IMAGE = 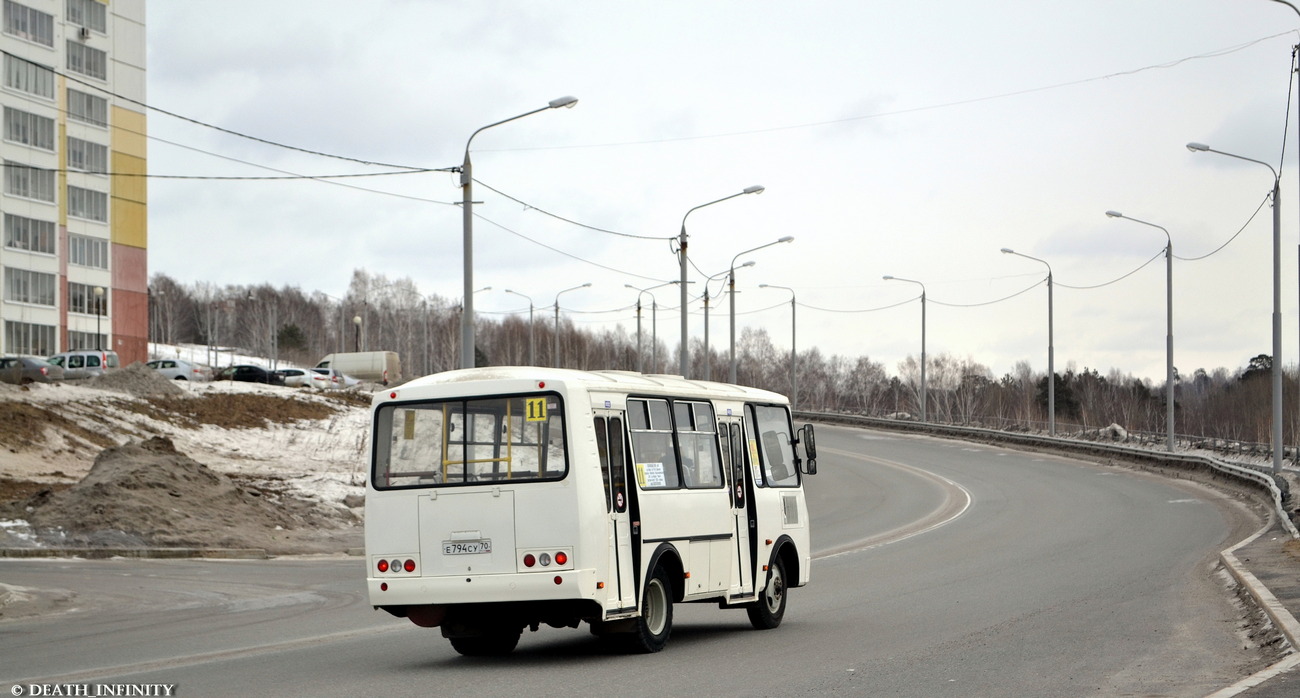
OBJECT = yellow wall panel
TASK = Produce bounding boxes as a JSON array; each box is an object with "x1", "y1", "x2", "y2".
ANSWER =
[
  {"x1": 111, "y1": 106, "x2": 147, "y2": 159},
  {"x1": 112, "y1": 152, "x2": 147, "y2": 205},
  {"x1": 112, "y1": 199, "x2": 147, "y2": 248}
]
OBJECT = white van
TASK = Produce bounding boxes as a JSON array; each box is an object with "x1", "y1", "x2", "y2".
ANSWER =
[
  {"x1": 48, "y1": 350, "x2": 120, "y2": 379},
  {"x1": 315, "y1": 351, "x2": 400, "y2": 385}
]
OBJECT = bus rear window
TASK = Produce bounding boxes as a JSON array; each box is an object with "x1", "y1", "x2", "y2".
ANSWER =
[{"x1": 372, "y1": 393, "x2": 568, "y2": 489}]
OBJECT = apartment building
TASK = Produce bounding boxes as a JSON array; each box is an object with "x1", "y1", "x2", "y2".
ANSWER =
[{"x1": 0, "y1": 0, "x2": 146, "y2": 363}]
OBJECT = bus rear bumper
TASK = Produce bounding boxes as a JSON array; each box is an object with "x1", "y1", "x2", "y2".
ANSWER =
[{"x1": 368, "y1": 567, "x2": 599, "y2": 606}]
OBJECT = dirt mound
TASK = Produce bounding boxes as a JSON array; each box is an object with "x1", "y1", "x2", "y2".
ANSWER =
[
  {"x1": 0, "y1": 436, "x2": 359, "y2": 554},
  {"x1": 88, "y1": 362, "x2": 184, "y2": 397}
]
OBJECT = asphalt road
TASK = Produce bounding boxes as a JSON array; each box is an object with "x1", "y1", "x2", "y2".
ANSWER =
[{"x1": 0, "y1": 425, "x2": 1271, "y2": 696}]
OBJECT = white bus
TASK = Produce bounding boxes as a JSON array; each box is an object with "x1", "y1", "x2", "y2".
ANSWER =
[{"x1": 365, "y1": 367, "x2": 818, "y2": 655}]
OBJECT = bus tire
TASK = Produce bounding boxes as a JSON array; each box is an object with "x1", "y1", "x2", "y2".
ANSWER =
[
  {"x1": 448, "y1": 631, "x2": 521, "y2": 656},
  {"x1": 746, "y1": 556, "x2": 787, "y2": 630},
  {"x1": 628, "y1": 565, "x2": 673, "y2": 653}
]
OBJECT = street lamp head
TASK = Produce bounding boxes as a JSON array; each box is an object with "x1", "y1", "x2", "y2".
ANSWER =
[
  {"x1": 548, "y1": 96, "x2": 579, "y2": 109},
  {"x1": 777, "y1": 236, "x2": 794, "y2": 243},
  {"x1": 743, "y1": 185, "x2": 765, "y2": 195},
  {"x1": 739, "y1": 261, "x2": 756, "y2": 269},
  {"x1": 352, "y1": 316, "x2": 362, "y2": 326},
  {"x1": 882, "y1": 275, "x2": 895, "y2": 281},
  {"x1": 581, "y1": 282, "x2": 592, "y2": 288},
  {"x1": 1186, "y1": 142, "x2": 1210, "y2": 152},
  {"x1": 1000, "y1": 247, "x2": 1014, "y2": 254},
  {"x1": 1105, "y1": 210, "x2": 1123, "y2": 218}
]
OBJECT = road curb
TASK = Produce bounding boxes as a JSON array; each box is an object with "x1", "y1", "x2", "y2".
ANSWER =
[
  {"x1": 1220, "y1": 525, "x2": 1300, "y2": 652},
  {"x1": 0, "y1": 547, "x2": 269, "y2": 559}
]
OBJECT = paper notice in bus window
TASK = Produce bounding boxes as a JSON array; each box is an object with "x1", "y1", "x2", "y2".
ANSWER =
[
  {"x1": 636, "y1": 462, "x2": 667, "y2": 488},
  {"x1": 403, "y1": 410, "x2": 416, "y2": 440},
  {"x1": 748, "y1": 440, "x2": 764, "y2": 485}
]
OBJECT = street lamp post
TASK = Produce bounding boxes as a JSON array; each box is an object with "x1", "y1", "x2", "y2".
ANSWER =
[
  {"x1": 759, "y1": 284, "x2": 797, "y2": 408},
  {"x1": 1001, "y1": 248, "x2": 1055, "y2": 436},
  {"x1": 704, "y1": 263, "x2": 752, "y2": 381},
  {"x1": 1105, "y1": 211, "x2": 1175, "y2": 452},
  {"x1": 553, "y1": 283, "x2": 591, "y2": 368},
  {"x1": 626, "y1": 281, "x2": 677, "y2": 374},
  {"x1": 94, "y1": 286, "x2": 105, "y2": 350},
  {"x1": 883, "y1": 275, "x2": 927, "y2": 422},
  {"x1": 460, "y1": 96, "x2": 578, "y2": 370},
  {"x1": 504, "y1": 289, "x2": 536, "y2": 366},
  {"x1": 1187, "y1": 142, "x2": 1282, "y2": 474},
  {"x1": 678, "y1": 185, "x2": 765, "y2": 377},
  {"x1": 728, "y1": 236, "x2": 794, "y2": 383}
]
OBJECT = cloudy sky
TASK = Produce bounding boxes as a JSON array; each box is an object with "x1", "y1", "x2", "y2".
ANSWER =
[{"x1": 145, "y1": 1, "x2": 1300, "y2": 382}]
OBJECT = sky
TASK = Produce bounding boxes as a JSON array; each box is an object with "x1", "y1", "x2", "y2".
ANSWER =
[{"x1": 144, "y1": 1, "x2": 1300, "y2": 383}]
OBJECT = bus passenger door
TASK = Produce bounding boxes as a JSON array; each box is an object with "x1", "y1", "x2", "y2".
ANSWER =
[
  {"x1": 595, "y1": 413, "x2": 637, "y2": 613},
  {"x1": 719, "y1": 417, "x2": 755, "y2": 598}
]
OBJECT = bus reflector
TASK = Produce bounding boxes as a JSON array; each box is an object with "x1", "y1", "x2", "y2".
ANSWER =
[
  {"x1": 555, "y1": 551, "x2": 568, "y2": 565},
  {"x1": 380, "y1": 582, "x2": 388, "y2": 591},
  {"x1": 404, "y1": 559, "x2": 416, "y2": 573},
  {"x1": 524, "y1": 554, "x2": 536, "y2": 567},
  {"x1": 538, "y1": 381, "x2": 546, "y2": 388},
  {"x1": 597, "y1": 581, "x2": 605, "y2": 589},
  {"x1": 554, "y1": 576, "x2": 562, "y2": 585},
  {"x1": 390, "y1": 392, "x2": 397, "y2": 399},
  {"x1": 377, "y1": 559, "x2": 389, "y2": 573}
]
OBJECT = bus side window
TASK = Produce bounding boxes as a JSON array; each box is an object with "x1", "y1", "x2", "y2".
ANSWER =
[{"x1": 628, "y1": 398, "x2": 680, "y2": 489}]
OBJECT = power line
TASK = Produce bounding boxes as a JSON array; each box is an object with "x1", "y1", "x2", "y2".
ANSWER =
[
  {"x1": 474, "y1": 179, "x2": 674, "y2": 241},
  {"x1": 0, "y1": 161, "x2": 444, "y2": 180},
  {"x1": 488, "y1": 31, "x2": 1298, "y2": 152},
  {"x1": 0, "y1": 48, "x2": 435, "y2": 171}
]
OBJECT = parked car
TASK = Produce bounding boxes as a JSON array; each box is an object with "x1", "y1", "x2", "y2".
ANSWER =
[
  {"x1": 145, "y1": 358, "x2": 212, "y2": 381},
  {"x1": 47, "y1": 350, "x2": 120, "y2": 379},
  {"x1": 311, "y1": 367, "x2": 360, "y2": 388},
  {"x1": 0, "y1": 356, "x2": 65, "y2": 384},
  {"x1": 276, "y1": 367, "x2": 331, "y2": 389},
  {"x1": 215, "y1": 364, "x2": 285, "y2": 386}
]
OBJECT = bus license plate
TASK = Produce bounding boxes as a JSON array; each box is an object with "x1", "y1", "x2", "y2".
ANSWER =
[{"x1": 443, "y1": 540, "x2": 492, "y2": 555}]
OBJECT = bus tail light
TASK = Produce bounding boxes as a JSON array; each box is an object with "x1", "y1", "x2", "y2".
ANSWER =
[
  {"x1": 377, "y1": 559, "x2": 389, "y2": 573},
  {"x1": 524, "y1": 554, "x2": 536, "y2": 568},
  {"x1": 403, "y1": 559, "x2": 416, "y2": 573},
  {"x1": 555, "y1": 551, "x2": 568, "y2": 565}
]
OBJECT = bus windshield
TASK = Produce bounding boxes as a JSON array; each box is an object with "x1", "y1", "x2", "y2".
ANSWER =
[{"x1": 372, "y1": 393, "x2": 568, "y2": 489}]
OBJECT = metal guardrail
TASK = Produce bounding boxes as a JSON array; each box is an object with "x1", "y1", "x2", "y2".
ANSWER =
[{"x1": 797, "y1": 410, "x2": 1299, "y2": 539}]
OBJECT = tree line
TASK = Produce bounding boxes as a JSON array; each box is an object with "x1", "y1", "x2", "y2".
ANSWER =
[{"x1": 149, "y1": 270, "x2": 1296, "y2": 450}]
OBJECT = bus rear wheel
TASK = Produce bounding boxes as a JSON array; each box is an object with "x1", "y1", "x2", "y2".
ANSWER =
[
  {"x1": 628, "y1": 565, "x2": 673, "y2": 653},
  {"x1": 448, "y1": 631, "x2": 521, "y2": 656},
  {"x1": 746, "y1": 556, "x2": 787, "y2": 629}
]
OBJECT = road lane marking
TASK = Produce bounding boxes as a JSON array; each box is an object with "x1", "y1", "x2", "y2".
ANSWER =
[{"x1": 812, "y1": 447, "x2": 972, "y2": 561}]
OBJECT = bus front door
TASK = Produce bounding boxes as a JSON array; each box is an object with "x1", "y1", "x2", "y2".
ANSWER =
[
  {"x1": 595, "y1": 414, "x2": 638, "y2": 613},
  {"x1": 719, "y1": 417, "x2": 756, "y2": 598}
]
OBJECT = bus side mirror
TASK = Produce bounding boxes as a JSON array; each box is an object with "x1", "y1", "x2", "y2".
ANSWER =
[{"x1": 797, "y1": 424, "x2": 817, "y2": 475}]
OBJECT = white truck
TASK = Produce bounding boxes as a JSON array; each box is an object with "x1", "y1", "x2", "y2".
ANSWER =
[{"x1": 315, "y1": 351, "x2": 401, "y2": 385}]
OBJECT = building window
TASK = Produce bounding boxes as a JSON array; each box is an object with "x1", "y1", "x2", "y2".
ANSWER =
[
  {"x1": 5, "y1": 319, "x2": 55, "y2": 355},
  {"x1": 4, "y1": 107, "x2": 54, "y2": 150},
  {"x1": 67, "y1": 281, "x2": 106, "y2": 315},
  {"x1": 4, "y1": 163, "x2": 55, "y2": 201},
  {"x1": 66, "y1": 136, "x2": 107, "y2": 173},
  {"x1": 65, "y1": 0, "x2": 105, "y2": 33},
  {"x1": 4, "y1": 266, "x2": 56, "y2": 306},
  {"x1": 4, "y1": 54, "x2": 54, "y2": 99},
  {"x1": 68, "y1": 233, "x2": 107, "y2": 269},
  {"x1": 67, "y1": 185, "x2": 107, "y2": 221},
  {"x1": 4, "y1": 213, "x2": 55, "y2": 254},
  {"x1": 66, "y1": 40, "x2": 105, "y2": 80},
  {"x1": 67, "y1": 88, "x2": 107, "y2": 126},
  {"x1": 65, "y1": 329, "x2": 103, "y2": 351},
  {"x1": 3, "y1": 0, "x2": 53, "y2": 46}
]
